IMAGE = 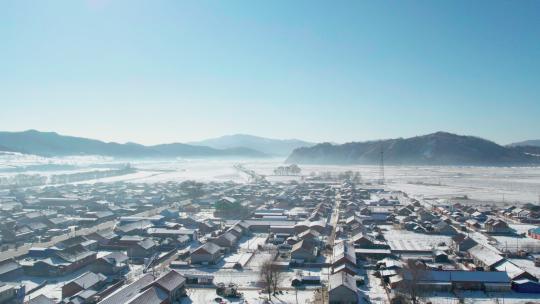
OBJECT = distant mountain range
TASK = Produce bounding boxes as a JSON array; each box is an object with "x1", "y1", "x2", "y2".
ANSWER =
[
  {"x1": 0, "y1": 130, "x2": 268, "y2": 158},
  {"x1": 505, "y1": 140, "x2": 540, "y2": 157},
  {"x1": 507, "y1": 145, "x2": 540, "y2": 157},
  {"x1": 286, "y1": 132, "x2": 540, "y2": 166},
  {"x1": 508, "y1": 140, "x2": 540, "y2": 147},
  {"x1": 189, "y1": 134, "x2": 315, "y2": 156},
  {"x1": 2, "y1": 130, "x2": 539, "y2": 166}
]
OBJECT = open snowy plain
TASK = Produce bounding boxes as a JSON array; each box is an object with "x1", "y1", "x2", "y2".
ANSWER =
[{"x1": 1, "y1": 152, "x2": 539, "y2": 204}]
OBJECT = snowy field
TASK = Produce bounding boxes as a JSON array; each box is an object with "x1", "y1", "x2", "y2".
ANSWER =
[
  {"x1": 2, "y1": 153, "x2": 540, "y2": 203},
  {"x1": 380, "y1": 225, "x2": 452, "y2": 252}
]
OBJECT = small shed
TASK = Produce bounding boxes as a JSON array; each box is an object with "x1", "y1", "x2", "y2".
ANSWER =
[{"x1": 513, "y1": 279, "x2": 540, "y2": 293}]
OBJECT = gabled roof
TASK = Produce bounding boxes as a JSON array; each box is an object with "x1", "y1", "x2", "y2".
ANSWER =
[
  {"x1": 329, "y1": 272, "x2": 357, "y2": 292},
  {"x1": 332, "y1": 241, "x2": 356, "y2": 265},
  {"x1": 72, "y1": 289, "x2": 98, "y2": 301},
  {"x1": 298, "y1": 229, "x2": 320, "y2": 239},
  {"x1": 137, "y1": 238, "x2": 156, "y2": 250},
  {"x1": 102, "y1": 252, "x2": 129, "y2": 265},
  {"x1": 228, "y1": 225, "x2": 243, "y2": 235},
  {"x1": 220, "y1": 197, "x2": 237, "y2": 203},
  {"x1": 150, "y1": 270, "x2": 186, "y2": 292},
  {"x1": 27, "y1": 295, "x2": 55, "y2": 304},
  {"x1": 352, "y1": 232, "x2": 376, "y2": 244},
  {"x1": 116, "y1": 220, "x2": 153, "y2": 233},
  {"x1": 494, "y1": 260, "x2": 529, "y2": 280},
  {"x1": 128, "y1": 286, "x2": 168, "y2": 304},
  {"x1": 218, "y1": 231, "x2": 238, "y2": 243},
  {"x1": 98, "y1": 273, "x2": 155, "y2": 304},
  {"x1": 291, "y1": 239, "x2": 316, "y2": 253},
  {"x1": 0, "y1": 259, "x2": 20, "y2": 275},
  {"x1": 467, "y1": 245, "x2": 504, "y2": 267},
  {"x1": 70, "y1": 271, "x2": 106, "y2": 289},
  {"x1": 193, "y1": 242, "x2": 221, "y2": 255},
  {"x1": 56, "y1": 245, "x2": 95, "y2": 263},
  {"x1": 57, "y1": 236, "x2": 89, "y2": 249}
]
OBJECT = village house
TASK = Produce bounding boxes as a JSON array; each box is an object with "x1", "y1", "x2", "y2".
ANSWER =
[
  {"x1": 62, "y1": 271, "x2": 107, "y2": 298},
  {"x1": 98, "y1": 270, "x2": 186, "y2": 304},
  {"x1": 92, "y1": 252, "x2": 129, "y2": 275},
  {"x1": 494, "y1": 260, "x2": 538, "y2": 282},
  {"x1": 291, "y1": 239, "x2": 318, "y2": 262},
  {"x1": 328, "y1": 272, "x2": 359, "y2": 304},
  {"x1": 190, "y1": 242, "x2": 222, "y2": 264},
  {"x1": 0, "y1": 259, "x2": 23, "y2": 281},
  {"x1": 86, "y1": 229, "x2": 119, "y2": 247},
  {"x1": 484, "y1": 218, "x2": 512, "y2": 234},
  {"x1": 298, "y1": 229, "x2": 321, "y2": 241},
  {"x1": 127, "y1": 238, "x2": 157, "y2": 262},
  {"x1": 147, "y1": 228, "x2": 196, "y2": 241},
  {"x1": 467, "y1": 244, "x2": 504, "y2": 270},
  {"x1": 465, "y1": 219, "x2": 481, "y2": 230},
  {"x1": 22, "y1": 244, "x2": 97, "y2": 276},
  {"x1": 432, "y1": 221, "x2": 457, "y2": 235},
  {"x1": 211, "y1": 231, "x2": 239, "y2": 250},
  {"x1": 198, "y1": 220, "x2": 219, "y2": 234},
  {"x1": 352, "y1": 233, "x2": 389, "y2": 249},
  {"x1": 451, "y1": 234, "x2": 478, "y2": 253},
  {"x1": 332, "y1": 241, "x2": 357, "y2": 269}
]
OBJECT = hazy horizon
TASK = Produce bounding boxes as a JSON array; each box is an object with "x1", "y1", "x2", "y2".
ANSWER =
[{"x1": 2, "y1": 1, "x2": 539, "y2": 145}]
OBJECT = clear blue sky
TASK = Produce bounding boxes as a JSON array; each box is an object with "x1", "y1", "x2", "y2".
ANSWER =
[{"x1": 1, "y1": 0, "x2": 539, "y2": 145}]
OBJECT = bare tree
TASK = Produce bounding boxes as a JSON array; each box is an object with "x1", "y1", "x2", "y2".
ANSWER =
[
  {"x1": 259, "y1": 258, "x2": 284, "y2": 301},
  {"x1": 260, "y1": 259, "x2": 275, "y2": 301},
  {"x1": 271, "y1": 264, "x2": 284, "y2": 296},
  {"x1": 397, "y1": 259, "x2": 427, "y2": 304}
]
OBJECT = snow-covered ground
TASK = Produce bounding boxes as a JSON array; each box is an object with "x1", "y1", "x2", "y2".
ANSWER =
[
  {"x1": 380, "y1": 225, "x2": 452, "y2": 252},
  {"x1": 2, "y1": 155, "x2": 540, "y2": 203},
  {"x1": 182, "y1": 287, "x2": 315, "y2": 304},
  {"x1": 361, "y1": 269, "x2": 388, "y2": 304}
]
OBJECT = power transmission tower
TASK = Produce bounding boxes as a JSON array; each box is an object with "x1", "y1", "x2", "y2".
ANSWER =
[{"x1": 378, "y1": 144, "x2": 385, "y2": 185}]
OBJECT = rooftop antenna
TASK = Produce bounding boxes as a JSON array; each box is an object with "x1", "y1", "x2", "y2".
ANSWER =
[{"x1": 378, "y1": 144, "x2": 385, "y2": 185}]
